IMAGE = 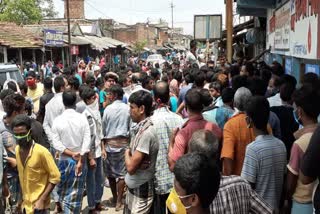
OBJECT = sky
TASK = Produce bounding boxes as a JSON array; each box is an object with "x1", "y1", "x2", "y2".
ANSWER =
[{"x1": 52, "y1": 0, "x2": 226, "y2": 35}]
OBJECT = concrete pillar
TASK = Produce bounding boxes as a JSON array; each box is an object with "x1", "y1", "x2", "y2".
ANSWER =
[
  {"x1": 3, "y1": 46, "x2": 8, "y2": 63},
  {"x1": 18, "y1": 48, "x2": 23, "y2": 66},
  {"x1": 226, "y1": 0, "x2": 233, "y2": 63},
  {"x1": 32, "y1": 49, "x2": 36, "y2": 62}
]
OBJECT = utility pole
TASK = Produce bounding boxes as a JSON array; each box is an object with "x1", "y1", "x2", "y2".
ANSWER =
[
  {"x1": 226, "y1": 0, "x2": 233, "y2": 63},
  {"x1": 170, "y1": 1, "x2": 174, "y2": 40},
  {"x1": 146, "y1": 18, "x2": 150, "y2": 46},
  {"x1": 66, "y1": 0, "x2": 72, "y2": 66}
]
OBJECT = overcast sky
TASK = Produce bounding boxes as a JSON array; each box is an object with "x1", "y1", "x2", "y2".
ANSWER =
[{"x1": 53, "y1": 0, "x2": 226, "y2": 35}]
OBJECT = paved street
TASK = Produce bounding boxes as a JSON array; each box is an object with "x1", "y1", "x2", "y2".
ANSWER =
[{"x1": 50, "y1": 187, "x2": 120, "y2": 214}]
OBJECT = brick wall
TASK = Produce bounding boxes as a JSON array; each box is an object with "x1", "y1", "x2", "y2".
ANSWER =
[
  {"x1": 64, "y1": 0, "x2": 85, "y2": 19},
  {"x1": 114, "y1": 29, "x2": 137, "y2": 44},
  {"x1": 114, "y1": 24, "x2": 169, "y2": 46}
]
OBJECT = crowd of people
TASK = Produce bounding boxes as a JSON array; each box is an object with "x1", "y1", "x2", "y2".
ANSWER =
[{"x1": 0, "y1": 39, "x2": 320, "y2": 214}]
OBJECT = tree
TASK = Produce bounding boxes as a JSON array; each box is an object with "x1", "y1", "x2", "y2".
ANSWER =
[
  {"x1": 133, "y1": 40, "x2": 147, "y2": 56},
  {"x1": 0, "y1": 0, "x2": 42, "y2": 25},
  {"x1": 36, "y1": 0, "x2": 58, "y2": 18},
  {"x1": 0, "y1": 0, "x2": 57, "y2": 25}
]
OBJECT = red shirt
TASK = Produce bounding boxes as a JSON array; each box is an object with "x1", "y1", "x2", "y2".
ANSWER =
[{"x1": 169, "y1": 115, "x2": 222, "y2": 162}]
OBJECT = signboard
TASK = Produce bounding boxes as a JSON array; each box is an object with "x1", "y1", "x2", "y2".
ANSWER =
[
  {"x1": 44, "y1": 29, "x2": 63, "y2": 46},
  {"x1": 275, "y1": 1, "x2": 290, "y2": 50},
  {"x1": 290, "y1": 0, "x2": 320, "y2": 59},
  {"x1": 285, "y1": 58, "x2": 292, "y2": 74},
  {"x1": 194, "y1": 15, "x2": 222, "y2": 41},
  {"x1": 71, "y1": 45, "x2": 79, "y2": 55},
  {"x1": 305, "y1": 64, "x2": 320, "y2": 76}
]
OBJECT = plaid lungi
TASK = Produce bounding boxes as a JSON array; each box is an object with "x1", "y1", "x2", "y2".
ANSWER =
[
  {"x1": 105, "y1": 148, "x2": 126, "y2": 178},
  {"x1": 124, "y1": 180, "x2": 154, "y2": 214},
  {"x1": 57, "y1": 158, "x2": 87, "y2": 214}
]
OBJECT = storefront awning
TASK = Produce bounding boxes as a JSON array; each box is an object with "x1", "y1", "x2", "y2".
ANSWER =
[
  {"x1": 237, "y1": 0, "x2": 276, "y2": 9},
  {"x1": 237, "y1": 7, "x2": 267, "y2": 17}
]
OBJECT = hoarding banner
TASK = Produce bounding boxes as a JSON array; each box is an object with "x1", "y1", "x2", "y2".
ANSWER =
[
  {"x1": 290, "y1": 0, "x2": 320, "y2": 59},
  {"x1": 275, "y1": 1, "x2": 290, "y2": 50},
  {"x1": 44, "y1": 29, "x2": 63, "y2": 46},
  {"x1": 194, "y1": 15, "x2": 222, "y2": 41}
]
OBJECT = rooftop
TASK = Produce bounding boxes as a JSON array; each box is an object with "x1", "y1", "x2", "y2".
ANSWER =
[{"x1": 0, "y1": 22, "x2": 43, "y2": 48}]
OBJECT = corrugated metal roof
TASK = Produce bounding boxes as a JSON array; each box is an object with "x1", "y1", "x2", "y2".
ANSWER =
[
  {"x1": 82, "y1": 36, "x2": 114, "y2": 51},
  {"x1": 0, "y1": 22, "x2": 42, "y2": 48},
  {"x1": 63, "y1": 35, "x2": 90, "y2": 45}
]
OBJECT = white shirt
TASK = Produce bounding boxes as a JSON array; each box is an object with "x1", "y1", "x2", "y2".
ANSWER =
[
  {"x1": 83, "y1": 104, "x2": 103, "y2": 158},
  {"x1": 52, "y1": 109, "x2": 91, "y2": 156},
  {"x1": 267, "y1": 93, "x2": 282, "y2": 107},
  {"x1": 186, "y1": 51, "x2": 198, "y2": 65},
  {"x1": 43, "y1": 93, "x2": 65, "y2": 145}
]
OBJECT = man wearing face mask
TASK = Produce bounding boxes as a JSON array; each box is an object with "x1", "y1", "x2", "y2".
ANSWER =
[
  {"x1": 0, "y1": 93, "x2": 49, "y2": 213},
  {"x1": 13, "y1": 114, "x2": 60, "y2": 214},
  {"x1": 26, "y1": 71, "x2": 43, "y2": 114},
  {"x1": 81, "y1": 87, "x2": 106, "y2": 214},
  {"x1": 283, "y1": 85, "x2": 320, "y2": 214},
  {"x1": 171, "y1": 153, "x2": 221, "y2": 214},
  {"x1": 102, "y1": 84, "x2": 130, "y2": 211}
]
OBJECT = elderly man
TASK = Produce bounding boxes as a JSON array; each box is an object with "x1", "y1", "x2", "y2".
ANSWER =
[
  {"x1": 221, "y1": 87, "x2": 261, "y2": 176},
  {"x1": 186, "y1": 130, "x2": 273, "y2": 214}
]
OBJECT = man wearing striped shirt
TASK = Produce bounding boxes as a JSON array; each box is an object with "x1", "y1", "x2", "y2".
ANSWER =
[{"x1": 241, "y1": 96, "x2": 287, "y2": 211}]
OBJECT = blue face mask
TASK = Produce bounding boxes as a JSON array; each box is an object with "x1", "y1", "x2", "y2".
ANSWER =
[{"x1": 293, "y1": 109, "x2": 302, "y2": 126}]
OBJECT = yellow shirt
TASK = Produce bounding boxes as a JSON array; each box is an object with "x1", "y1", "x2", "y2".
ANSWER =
[
  {"x1": 27, "y1": 83, "x2": 44, "y2": 114},
  {"x1": 16, "y1": 143, "x2": 60, "y2": 214}
]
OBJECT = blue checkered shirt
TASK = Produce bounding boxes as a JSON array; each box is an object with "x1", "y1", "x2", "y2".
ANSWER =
[{"x1": 151, "y1": 107, "x2": 184, "y2": 195}]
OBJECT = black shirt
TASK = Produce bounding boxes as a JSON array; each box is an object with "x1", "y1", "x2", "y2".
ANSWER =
[
  {"x1": 270, "y1": 105, "x2": 299, "y2": 160},
  {"x1": 37, "y1": 92, "x2": 54, "y2": 124}
]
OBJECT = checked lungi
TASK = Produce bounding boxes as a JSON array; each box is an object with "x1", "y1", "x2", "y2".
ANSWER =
[
  {"x1": 57, "y1": 157, "x2": 87, "y2": 214},
  {"x1": 104, "y1": 138, "x2": 128, "y2": 179},
  {"x1": 124, "y1": 180, "x2": 154, "y2": 214}
]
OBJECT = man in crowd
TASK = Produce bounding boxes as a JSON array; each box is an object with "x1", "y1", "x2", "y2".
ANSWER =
[
  {"x1": 37, "y1": 77, "x2": 54, "y2": 124},
  {"x1": 100, "y1": 72, "x2": 118, "y2": 111},
  {"x1": 124, "y1": 91, "x2": 159, "y2": 213},
  {"x1": 26, "y1": 71, "x2": 43, "y2": 114},
  {"x1": 171, "y1": 153, "x2": 220, "y2": 214},
  {"x1": 151, "y1": 81, "x2": 184, "y2": 213},
  {"x1": 168, "y1": 88, "x2": 221, "y2": 171},
  {"x1": 103, "y1": 84, "x2": 130, "y2": 211},
  {"x1": 186, "y1": 129, "x2": 273, "y2": 213},
  {"x1": 186, "y1": 40, "x2": 198, "y2": 66},
  {"x1": 43, "y1": 76, "x2": 68, "y2": 145},
  {"x1": 43, "y1": 76, "x2": 67, "y2": 213},
  {"x1": 1, "y1": 93, "x2": 48, "y2": 213},
  {"x1": 221, "y1": 87, "x2": 256, "y2": 176},
  {"x1": 301, "y1": 125, "x2": 320, "y2": 213},
  {"x1": 81, "y1": 87, "x2": 105, "y2": 214},
  {"x1": 13, "y1": 114, "x2": 60, "y2": 213},
  {"x1": 51, "y1": 90, "x2": 91, "y2": 213},
  {"x1": 241, "y1": 96, "x2": 287, "y2": 210},
  {"x1": 284, "y1": 85, "x2": 320, "y2": 213},
  {"x1": 203, "y1": 87, "x2": 235, "y2": 129}
]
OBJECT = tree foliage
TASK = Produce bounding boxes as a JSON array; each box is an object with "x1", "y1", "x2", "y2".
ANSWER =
[
  {"x1": 36, "y1": 0, "x2": 58, "y2": 18},
  {"x1": 133, "y1": 40, "x2": 147, "y2": 55},
  {"x1": 0, "y1": 0, "x2": 57, "y2": 25}
]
